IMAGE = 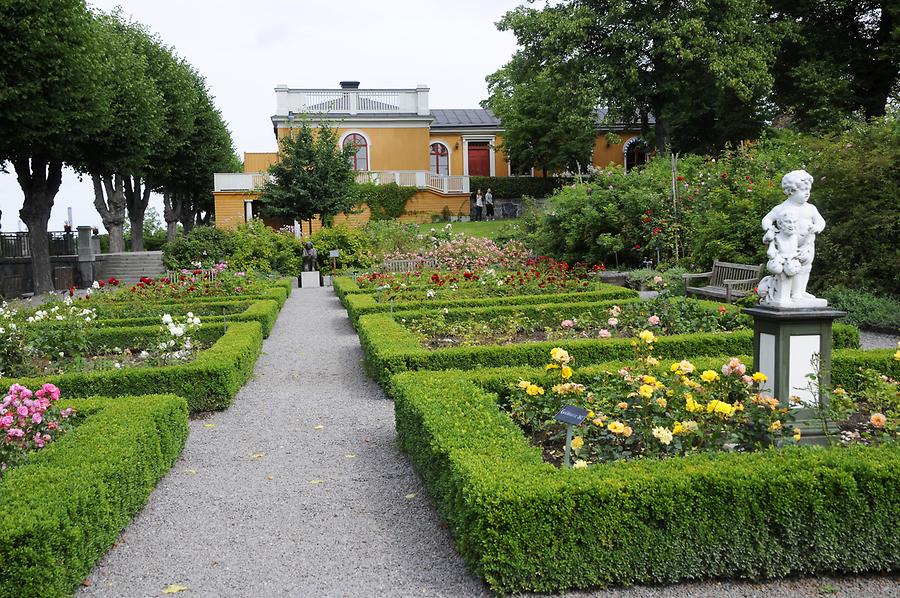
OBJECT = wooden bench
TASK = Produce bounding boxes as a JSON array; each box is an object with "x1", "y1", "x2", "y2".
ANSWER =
[
  {"x1": 381, "y1": 257, "x2": 439, "y2": 272},
  {"x1": 683, "y1": 260, "x2": 764, "y2": 303}
]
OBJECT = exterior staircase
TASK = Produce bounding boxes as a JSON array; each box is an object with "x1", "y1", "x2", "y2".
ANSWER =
[{"x1": 94, "y1": 251, "x2": 166, "y2": 287}]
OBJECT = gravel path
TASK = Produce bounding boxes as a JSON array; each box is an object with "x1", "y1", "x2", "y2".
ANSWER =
[
  {"x1": 78, "y1": 285, "x2": 899, "y2": 597},
  {"x1": 860, "y1": 329, "x2": 900, "y2": 350}
]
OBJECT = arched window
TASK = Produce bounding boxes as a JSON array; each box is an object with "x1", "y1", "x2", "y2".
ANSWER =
[
  {"x1": 343, "y1": 133, "x2": 368, "y2": 171},
  {"x1": 623, "y1": 137, "x2": 648, "y2": 173},
  {"x1": 429, "y1": 142, "x2": 449, "y2": 176}
]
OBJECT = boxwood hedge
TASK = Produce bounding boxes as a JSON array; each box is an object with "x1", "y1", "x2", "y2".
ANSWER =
[
  {"x1": 1, "y1": 321, "x2": 263, "y2": 412},
  {"x1": 0, "y1": 394, "x2": 188, "y2": 598},
  {"x1": 357, "y1": 307, "x2": 860, "y2": 385},
  {"x1": 391, "y1": 370, "x2": 900, "y2": 594}
]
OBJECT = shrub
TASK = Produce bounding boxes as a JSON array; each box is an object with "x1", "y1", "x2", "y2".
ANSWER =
[
  {"x1": 162, "y1": 225, "x2": 235, "y2": 269},
  {"x1": 392, "y1": 369, "x2": 900, "y2": 593},
  {"x1": 229, "y1": 220, "x2": 304, "y2": 275},
  {"x1": 0, "y1": 394, "x2": 187, "y2": 597},
  {"x1": 821, "y1": 288, "x2": 900, "y2": 330},
  {"x1": 309, "y1": 224, "x2": 376, "y2": 274},
  {"x1": 469, "y1": 176, "x2": 563, "y2": 199}
]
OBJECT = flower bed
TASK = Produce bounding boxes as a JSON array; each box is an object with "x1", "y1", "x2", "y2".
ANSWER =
[
  {"x1": 0, "y1": 321, "x2": 263, "y2": 412},
  {"x1": 356, "y1": 302, "x2": 860, "y2": 385},
  {"x1": 391, "y1": 368, "x2": 900, "y2": 593},
  {"x1": 405, "y1": 297, "x2": 748, "y2": 348},
  {"x1": 0, "y1": 393, "x2": 187, "y2": 597},
  {"x1": 338, "y1": 284, "x2": 639, "y2": 327}
]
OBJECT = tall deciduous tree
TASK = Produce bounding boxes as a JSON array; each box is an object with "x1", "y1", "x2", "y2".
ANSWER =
[
  {"x1": 81, "y1": 11, "x2": 164, "y2": 253},
  {"x1": 259, "y1": 121, "x2": 356, "y2": 232},
  {"x1": 493, "y1": 0, "x2": 777, "y2": 154},
  {"x1": 486, "y1": 62, "x2": 597, "y2": 175},
  {"x1": 770, "y1": 0, "x2": 900, "y2": 131},
  {"x1": 0, "y1": 0, "x2": 108, "y2": 292}
]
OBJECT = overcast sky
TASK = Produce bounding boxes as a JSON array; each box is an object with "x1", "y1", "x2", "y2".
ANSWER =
[{"x1": 0, "y1": 0, "x2": 523, "y2": 232}]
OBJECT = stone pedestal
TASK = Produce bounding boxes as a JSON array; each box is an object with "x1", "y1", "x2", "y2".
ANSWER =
[
  {"x1": 299, "y1": 270, "x2": 322, "y2": 288},
  {"x1": 743, "y1": 306, "x2": 846, "y2": 442}
]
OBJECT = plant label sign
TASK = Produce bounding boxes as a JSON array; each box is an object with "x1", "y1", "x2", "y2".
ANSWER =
[
  {"x1": 329, "y1": 249, "x2": 340, "y2": 258},
  {"x1": 555, "y1": 405, "x2": 588, "y2": 426}
]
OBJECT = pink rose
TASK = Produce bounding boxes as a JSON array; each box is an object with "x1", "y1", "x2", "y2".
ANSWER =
[
  {"x1": 598, "y1": 329, "x2": 611, "y2": 339},
  {"x1": 7, "y1": 428, "x2": 24, "y2": 439},
  {"x1": 722, "y1": 365, "x2": 733, "y2": 376},
  {"x1": 741, "y1": 375, "x2": 753, "y2": 385},
  {"x1": 17, "y1": 405, "x2": 29, "y2": 417},
  {"x1": 561, "y1": 319, "x2": 574, "y2": 329},
  {"x1": 608, "y1": 317, "x2": 619, "y2": 327},
  {"x1": 0, "y1": 415, "x2": 13, "y2": 427},
  {"x1": 647, "y1": 315, "x2": 660, "y2": 326},
  {"x1": 31, "y1": 412, "x2": 42, "y2": 424}
]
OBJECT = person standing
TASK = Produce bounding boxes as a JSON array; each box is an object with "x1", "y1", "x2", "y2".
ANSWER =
[
  {"x1": 474, "y1": 189, "x2": 484, "y2": 222},
  {"x1": 484, "y1": 188, "x2": 494, "y2": 221}
]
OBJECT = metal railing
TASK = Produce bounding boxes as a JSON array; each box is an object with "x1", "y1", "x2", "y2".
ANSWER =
[{"x1": 0, "y1": 231, "x2": 76, "y2": 258}]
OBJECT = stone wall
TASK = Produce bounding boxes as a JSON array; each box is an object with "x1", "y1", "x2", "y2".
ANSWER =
[{"x1": 0, "y1": 256, "x2": 81, "y2": 298}]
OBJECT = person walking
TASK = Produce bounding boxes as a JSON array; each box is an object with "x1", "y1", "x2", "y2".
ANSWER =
[
  {"x1": 474, "y1": 189, "x2": 484, "y2": 222},
  {"x1": 484, "y1": 188, "x2": 494, "y2": 221}
]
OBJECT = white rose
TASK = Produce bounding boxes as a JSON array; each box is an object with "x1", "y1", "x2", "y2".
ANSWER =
[
  {"x1": 92, "y1": 281, "x2": 100, "y2": 289},
  {"x1": 162, "y1": 314, "x2": 173, "y2": 325}
]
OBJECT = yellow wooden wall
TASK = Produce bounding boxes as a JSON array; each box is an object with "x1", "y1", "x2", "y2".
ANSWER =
[
  {"x1": 244, "y1": 153, "x2": 277, "y2": 173},
  {"x1": 275, "y1": 126, "x2": 430, "y2": 172},
  {"x1": 214, "y1": 192, "x2": 258, "y2": 230}
]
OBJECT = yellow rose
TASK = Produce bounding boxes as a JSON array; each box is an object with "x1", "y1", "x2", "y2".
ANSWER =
[
  {"x1": 545, "y1": 363, "x2": 560, "y2": 370},
  {"x1": 768, "y1": 420, "x2": 783, "y2": 432},
  {"x1": 685, "y1": 394, "x2": 703, "y2": 413},
  {"x1": 517, "y1": 380, "x2": 530, "y2": 389},
  {"x1": 561, "y1": 365, "x2": 573, "y2": 379},
  {"x1": 643, "y1": 375, "x2": 657, "y2": 385},
  {"x1": 682, "y1": 420, "x2": 699, "y2": 432},
  {"x1": 592, "y1": 417, "x2": 605, "y2": 427},
  {"x1": 587, "y1": 410, "x2": 595, "y2": 419},
  {"x1": 638, "y1": 329, "x2": 656, "y2": 344},
  {"x1": 571, "y1": 435, "x2": 584, "y2": 450},
  {"x1": 526, "y1": 384, "x2": 544, "y2": 396},
  {"x1": 617, "y1": 401, "x2": 629, "y2": 410},
  {"x1": 793, "y1": 427, "x2": 802, "y2": 441},
  {"x1": 652, "y1": 426, "x2": 673, "y2": 445},
  {"x1": 623, "y1": 425, "x2": 634, "y2": 438},
  {"x1": 700, "y1": 370, "x2": 720, "y2": 383},
  {"x1": 670, "y1": 362, "x2": 681, "y2": 373},
  {"x1": 608, "y1": 421, "x2": 625, "y2": 434},
  {"x1": 646, "y1": 357, "x2": 659, "y2": 366},
  {"x1": 673, "y1": 421, "x2": 683, "y2": 434},
  {"x1": 573, "y1": 459, "x2": 588, "y2": 469},
  {"x1": 679, "y1": 360, "x2": 695, "y2": 374},
  {"x1": 751, "y1": 372, "x2": 767, "y2": 383},
  {"x1": 638, "y1": 384, "x2": 655, "y2": 399},
  {"x1": 833, "y1": 387, "x2": 847, "y2": 396},
  {"x1": 655, "y1": 398, "x2": 667, "y2": 409}
]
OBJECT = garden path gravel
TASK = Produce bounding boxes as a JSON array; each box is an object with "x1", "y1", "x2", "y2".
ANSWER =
[{"x1": 78, "y1": 284, "x2": 899, "y2": 598}]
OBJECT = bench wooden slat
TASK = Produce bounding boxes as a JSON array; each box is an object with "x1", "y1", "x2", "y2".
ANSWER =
[{"x1": 685, "y1": 261, "x2": 763, "y2": 303}]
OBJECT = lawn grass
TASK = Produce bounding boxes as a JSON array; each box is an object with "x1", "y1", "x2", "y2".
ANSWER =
[{"x1": 447, "y1": 218, "x2": 522, "y2": 240}]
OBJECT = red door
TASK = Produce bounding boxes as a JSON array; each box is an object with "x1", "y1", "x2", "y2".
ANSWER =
[{"x1": 467, "y1": 142, "x2": 490, "y2": 176}]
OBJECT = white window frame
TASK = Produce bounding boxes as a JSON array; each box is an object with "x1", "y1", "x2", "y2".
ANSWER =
[
  {"x1": 428, "y1": 141, "x2": 452, "y2": 176},
  {"x1": 339, "y1": 130, "x2": 372, "y2": 171},
  {"x1": 462, "y1": 135, "x2": 496, "y2": 177},
  {"x1": 506, "y1": 156, "x2": 535, "y2": 177}
]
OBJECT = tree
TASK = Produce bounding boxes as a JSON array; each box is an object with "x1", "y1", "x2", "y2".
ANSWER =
[
  {"x1": 770, "y1": 0, "x2": 900, "y2": 131},
  {"x1": 258, "y1": 121, "x2": 356, "y2": 233},
  {"x1": 82, "y1": 11, "x2": 164, "y2": 253},
  {"x1": 493, "y1": 0, "x2": 777, "y2": 154},
  {"x1": 0, "y1": 0, "x2": 108, "y2": 292},
  {"x1": 486, "y1": 61, "x2": 597, "y2": 175},
  {"x1": 162, "y1": 73, "x2": 239, "y2": 241}
]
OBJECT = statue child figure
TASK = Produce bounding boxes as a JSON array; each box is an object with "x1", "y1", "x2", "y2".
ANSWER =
[{"x1": 761, "y1": 169, "x2": 825, "y2": 303}]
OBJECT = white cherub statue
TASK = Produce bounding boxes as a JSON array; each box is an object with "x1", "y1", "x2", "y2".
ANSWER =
[{"x1": 758, "y1": 169, "x2": 827, "y2": 308}]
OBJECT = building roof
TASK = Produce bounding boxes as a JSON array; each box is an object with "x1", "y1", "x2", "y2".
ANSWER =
[
  {"x1": 430, "y1": 107, "x2": 651, "y2": 131},
  {"x1": 430, "y1": 109, "x2": 501, "y2": 128}
]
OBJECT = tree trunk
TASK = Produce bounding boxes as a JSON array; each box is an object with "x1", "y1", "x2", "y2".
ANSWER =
[
  {"x1": 179, "y1": 201, "x2": 195, "y2": 236},
  {"x1": 163, "y1": 192, "x2": 182, "y2": 242},
  {"x1": 14, "y1": 157, "x2": 63, "y2": 294},
  {"x1": 92, "y1": 174, "x2": 126, "y2": 253},
  {"x1": 124, "y1": 176, "x2": 152, "y2": 252},
  {"x1": 654, "y1": 117, "x2": 670, "y2": 155}
]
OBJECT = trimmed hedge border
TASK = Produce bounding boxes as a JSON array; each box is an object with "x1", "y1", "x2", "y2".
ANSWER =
[
  {"x1": 357, "y1": 305, "x2": 860, "y2": 385},
  {"x1": 84, "y1": 298, "x2": 281, "y2": 337},
  {"x1": 0, "y1": 321, "x2": 264, "y2": 412},
  {"x1": 0, "y1": 393, "x2": 188, "y2": 597},
  {"x1": 342, "y1": 286, "x2": 640, "y2": 326},
  {"x1": 391, "y1": 369, "x2": 900, "y2": 593}
]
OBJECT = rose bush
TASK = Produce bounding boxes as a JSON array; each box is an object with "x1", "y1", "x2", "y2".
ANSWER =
[{"x1": 0, "y1": 383, "x2": 76, "y2": 476}]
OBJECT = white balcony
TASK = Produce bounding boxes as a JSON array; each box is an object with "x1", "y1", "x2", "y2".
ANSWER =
[
  {"x1": 214, "y1": 170, "x2": 469, "y2": 196},
  {"x1": 275, "y1": 85, "x2": 430, "y2": 117}
]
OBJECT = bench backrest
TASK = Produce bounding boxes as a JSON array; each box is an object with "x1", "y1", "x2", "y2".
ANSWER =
[
  {"x1": 382, "y1": 258, "x2": 439, "y2": 273},
  {"x1": 709, "y1": 261, "x2": 763, "y2": 286}
]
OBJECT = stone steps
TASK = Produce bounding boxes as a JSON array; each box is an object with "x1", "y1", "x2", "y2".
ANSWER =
[{"x1": 94, "y1": 251, "x2": 165, "y2": 286}]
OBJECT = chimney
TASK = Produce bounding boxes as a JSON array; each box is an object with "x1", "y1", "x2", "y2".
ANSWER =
[{"x1": 339, "y1": 81, "x2": 360, "y2": 89}]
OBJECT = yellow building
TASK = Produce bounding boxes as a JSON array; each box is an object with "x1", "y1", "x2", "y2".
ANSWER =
[{"x1": 214, "y1": 81, "x2": 648, "y2": 231}]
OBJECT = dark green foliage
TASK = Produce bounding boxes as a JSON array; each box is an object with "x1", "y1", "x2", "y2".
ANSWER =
[
  {"x1": 162, "y1": 225, "x2": 235, "y2": 269},
  {"x1": 259, "y1": 120, "x2": 355, "y2": 225},
  {"x1": 356, "y1": 182, "x2": 417, "y2": 220},
  {"x1": 0, "y1": 394, "x2": 187, "y2": 598},
  {"x1": 822, "y1": 288, "x2": 900, "y2": 330},
  {"x1": 469, "y1": 176, "x2": 562, "y2": 200},
  {"x1": 807, "y1": 118, "x2": 900, "y2": 296},
  {"x1": 309, "y1": 224, "x2": 376, "y2": 274},
  {"x1": 0, "y1": 321, "x2": 264, "y2": 412},
  {"x1": 392, "y1": 370, "x2": 900, "y2": 593}
]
